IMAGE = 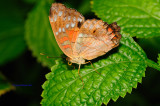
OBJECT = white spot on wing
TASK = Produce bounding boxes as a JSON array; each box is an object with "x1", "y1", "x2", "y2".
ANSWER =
[
  {"x1": 71, "y1": 23, "x2": 75, "y2": 27},
  {"x1": 62, "y1": 28, "x2": 65, "y2": 32},
  {"x1": 59, "y1": 28, "x2": 61, "y2": 32},
  {"x1": 54, "y1": 15, "x2": 57, "y2": 21},
  {"x1": 66, "y1": 24, "x2": 69, "y2": 28},
  {"x1": 55, "y1": 32, "x2": 58, "y2": 35},
  {"x1": 58, "y1": 11, "x2": 62, "y2": 16},
  {"x1": 73, "y1": 17, "x2": 76, "y2": 21},
  {"x1": 78, "y1": 18, "x2": 82, "y2": 22}
]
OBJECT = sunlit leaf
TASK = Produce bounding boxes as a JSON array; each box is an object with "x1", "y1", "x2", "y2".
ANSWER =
[
  {"x1": 92, "y1": 0, "x2": 160, "y2": 38},
  {"x1": 41, "y1": 32, "x2": 148, "y2": 105}
]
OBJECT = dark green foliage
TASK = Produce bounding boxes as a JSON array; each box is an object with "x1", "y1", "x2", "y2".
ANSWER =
[{"x1": 0, "y1": 0, "x2": 26, "y2": 65}]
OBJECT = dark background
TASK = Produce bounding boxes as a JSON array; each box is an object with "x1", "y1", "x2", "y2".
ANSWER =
[{"x1": 0, "y1": 0, "x2": 160, "y2": 106}]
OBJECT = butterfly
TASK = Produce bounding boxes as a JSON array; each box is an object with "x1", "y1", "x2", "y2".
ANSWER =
[{"x1": 49, "y1": 3, "x2": 121, "y2": 87}]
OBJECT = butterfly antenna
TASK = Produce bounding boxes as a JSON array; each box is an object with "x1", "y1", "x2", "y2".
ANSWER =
[
  {"x1": 40, "y1": 53, "x2": 65, "y2": 58},
  {"x1": 78, "y1": 64, "x2": 84, "y2": 88},
  {"x1": 86, "y1": 61, "x2": 101, "y2": 75}
]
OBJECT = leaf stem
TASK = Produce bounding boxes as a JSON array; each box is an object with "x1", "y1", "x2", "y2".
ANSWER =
[{"x1": 146, "y1": 59, "x2": 160, "y2": 71}]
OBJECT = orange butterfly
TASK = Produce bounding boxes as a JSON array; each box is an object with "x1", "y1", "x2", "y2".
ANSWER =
[{"x1": 49, "y1": 3, "x2": 121, "y2": 87}]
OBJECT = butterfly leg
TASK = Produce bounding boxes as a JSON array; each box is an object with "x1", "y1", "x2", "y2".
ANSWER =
[
  {"x1": 78, "y1": 64, "x2": 84, "y2": 88},
  {"x1": 86, "y1": 61, "x2": 101, "y2": 75}
]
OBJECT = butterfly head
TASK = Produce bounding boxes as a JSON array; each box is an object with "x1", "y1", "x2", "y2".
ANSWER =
[{"x1": 66, "y1": 57, "x2": 86, "y2": 64}]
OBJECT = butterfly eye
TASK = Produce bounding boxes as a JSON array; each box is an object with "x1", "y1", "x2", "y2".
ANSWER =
[{"x1": 77, "y1": 22, "x2": 82, "y2": 28}]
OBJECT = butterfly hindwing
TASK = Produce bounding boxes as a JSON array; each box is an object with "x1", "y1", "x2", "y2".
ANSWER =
[
  {"x1": 73, "y1": 19, "x2": 121, "y2": 60},
  {"x1": 49, "y1": 3, "x2": 85, "y2": 58}
]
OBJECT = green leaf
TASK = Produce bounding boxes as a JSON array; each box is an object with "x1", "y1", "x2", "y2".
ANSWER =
[
  {"x1": 41, "y1": 32, "x2": 148, "y2": 105},
  {"x1": 158, "y1": 54, "x2": 160, "y2": 65},
  {"x1": 91, "y1": 0, "x2": 160, "y2": 38},
  {"x1": 0, "y1": 72, "x2": 15, "y2": 96},
  {"x1": 25, "y1": 0, "x2": 62, "y2": 67},
  {"x1": 146, "y1": 59, "x2": 160, "y2": 71},
  {"x1": 0, "y1": 1, "x2": 26, "y2": 65}
]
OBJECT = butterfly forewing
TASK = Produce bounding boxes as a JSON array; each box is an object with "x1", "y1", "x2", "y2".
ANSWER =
[{"x1": 49, "y1": 3, "x2": 85, "y2": 58}]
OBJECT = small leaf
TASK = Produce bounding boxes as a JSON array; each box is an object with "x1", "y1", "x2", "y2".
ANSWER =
[
  {"x1": 0, "y1": 72, "x2": 15, "y2": 96},
  {"x1": 25, "y1": 0, "x2": 62, "y2": 67},
  {"x1": 92, "y1": 0, "x2": 160, "y2": 38},
  {"x1": 0, "y1": 1, "x2": 26, "y2": 65},
  {"x1": 41, "y1": 32, "x2": 148, "y2": 105},
  {"x1": 146, "y1": 59, "x2": 160, "y2": 71}
]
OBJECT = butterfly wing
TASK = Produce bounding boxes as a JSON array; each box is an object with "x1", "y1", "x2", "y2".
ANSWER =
[
  {"x1": 73, "y1": 19, "x2": 121, "y2": 60},
  {"x1": 49, "y1": 3, "x2": 85, "y2": 58}
]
